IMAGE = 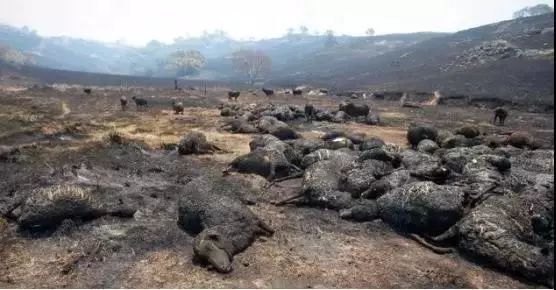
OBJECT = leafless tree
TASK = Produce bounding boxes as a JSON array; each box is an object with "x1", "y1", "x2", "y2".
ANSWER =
[{"x1": 231, "y1": 49, "x2": 271, "y2": 85}]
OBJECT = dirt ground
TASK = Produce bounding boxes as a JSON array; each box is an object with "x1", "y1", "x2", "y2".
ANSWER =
[{"x1": 0, "y1": 85, "x2": 553, "y2": 288}]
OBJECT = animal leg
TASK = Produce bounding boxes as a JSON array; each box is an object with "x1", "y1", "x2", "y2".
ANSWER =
[
  {"x1": 272, "y1": 192, "x2": 305, "y2": 206},
  {"x1": 409, "y1": 233, "x2": 454, "y2": 254},
  {"x1": 264, "y1": 171, "x2": 304, "y2": 188},
  {"x1": 257, "y1": 220, "x2": 275, "y2": 236}
]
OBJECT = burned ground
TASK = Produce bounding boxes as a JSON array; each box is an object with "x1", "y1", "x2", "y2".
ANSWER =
[{"x1": 0, "y1": 84, "x2": 553, "y2": 288}]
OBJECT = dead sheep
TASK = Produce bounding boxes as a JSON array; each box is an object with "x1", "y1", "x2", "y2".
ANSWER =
[
  {"x1": 322, "y1": 131, "x2": 366, "y2": 145},
  {"x1": 178, "y1": 132, "x2": 222, "y2": 155},
  {"x1": 225, "y1": 147, "x2": 301, "y2": 181},
  {"x1": 377, "y1": 181, "x2": 466, "y2": 235},
  {"x1": 257, "y1": 116, "x2": 300, "y2": 140},
  {"x1": 441, "y1": 134, "x2": 482, "y2": 149},
  {"x1": 360, "y1": 170, "x2": 413, "y2": 199},
  {"x1": 493, "y1": 107, "x2": 508, "y2": 125},
  {"x1": 325, "y1": 137, "x2": 354, "y2": 150},
  {"x1": 285, "y1": 139, "x2": 326, "y2": 156},
  {"x1": 269, "y1": 126, "x2": 301, "y2": 140},
  {"x1": 221, "y1": 118, "x2": 259, "y2": 134},
  {"x1": 407, "y1": 124, "x2": 438, "y2": 147},
  {"x1": 300, "y1": 148, "x2": 356, "y2": 169},
  {"x1": 340, "y1": 159, "x2": 394, "y2": 196},
  {"x1": 314, "y1": 110, "x2": 334, "y2": 121},
  {"x1": 358, "y1": 148, "x2": 402, "y2": 168},
  {"x1": 359, "y1": 137, "x2": 386, "y2": 151},
  {"x1": 331, "y1": 111, "x2": 351, "y2": 123},
  {"x1": 249, "y1": 134, "x2": 281, "y2": 151},
  {"x1": 425, "y1": 192, "x2": 554, "y2": 287},
  {"x1": 417, "y1": 139, "x2": 440, "y2": 154},
  {"x1": 15, "y1": 184, "x2": 135, "y2": 231},
  {"x1": 172, "y1": 100, "x2": 185, "y2": 115},
  {"x1": 177, "y1": 176, "x2": 274, "y2": 273},
  {"x1": 455, "y1": 125, "x2": 481, "y2": 138},
  {"x1": 338, "y1": 101, "x2": 370, "y2": 117},
  {"x1": 228, "y1": 91, "x2": 240, "y2": 101},
  {"x1": 506, "y1": 132, "x2": 533, "y2": 149}
]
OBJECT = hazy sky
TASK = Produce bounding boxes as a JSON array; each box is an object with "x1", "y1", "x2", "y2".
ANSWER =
[{"x1": 0, "y1": 0, "x2": 554, "y2": 46}]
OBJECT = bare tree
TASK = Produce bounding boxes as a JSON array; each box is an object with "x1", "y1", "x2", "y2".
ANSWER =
[
  {"x1": 365, "y1": 28, "x2": 376, "y2": 36},
  {"x1": 165, "y1": 50, "x2": 206, "y2": 78},
  {"x1": 231, "y1": 49, "x2": 271, "y2": 85},
  {"x1": 299, "y1": 25, "x2": 309, "y2": 35}
]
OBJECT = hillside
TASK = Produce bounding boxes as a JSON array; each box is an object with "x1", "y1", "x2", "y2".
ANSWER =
[
  {"x1": 271, "y1": 13, "x2": 554, "y2": 104},
  {"x1": 1, "y1": 13, "x2": 554, "y2": 104}
]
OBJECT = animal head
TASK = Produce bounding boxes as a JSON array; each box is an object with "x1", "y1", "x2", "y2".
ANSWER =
[{"x1": 193, "y1": 229, "x2": 232, "y2": 273}]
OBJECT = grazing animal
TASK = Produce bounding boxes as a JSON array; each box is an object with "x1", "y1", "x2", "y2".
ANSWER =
[
  {"x1": 172, "y1": 100, "x2": 185, "y2": 114},
  {"x1": 304, "y1": 104, "x2": 315, "y2": 121},
  {"x1": 228, "y1": 91, "x2": 240, "y2": 101},
  {"x1": 83, "y1": 88, "x2": 92, "y2": 95},
  {"x1": 292, "y1": 89, "x2": 303, "y2": 96},
  {"x1": 262, "y1": 88, "x2": 274, "y2": 97},
  {"x1": 120, "y1": 96, "x2": 128, "y2": 111},
  {"x1": 132, "y1": 96, "x2": 148, "y2": 110},
  {"x1": 493, "y1": 107, "x2": 508, "y2": 125}
]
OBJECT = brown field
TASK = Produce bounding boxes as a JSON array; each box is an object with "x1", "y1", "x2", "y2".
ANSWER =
[{"x1": 0, "y1": 84, "x2": 553, "y2": 288}]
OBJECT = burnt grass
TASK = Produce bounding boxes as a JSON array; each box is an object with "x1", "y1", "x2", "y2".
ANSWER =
[{"x1": 0, "y1": 85, "x2": 553, "y2": 288}]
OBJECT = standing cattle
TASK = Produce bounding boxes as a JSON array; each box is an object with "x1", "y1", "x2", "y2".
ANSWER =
[
  {"x1": 83, "y1": 88, "x2": 92, "y2": 95},
  {"x1": 292, "y1": 89, "x2": 303, "y2": 96},
  {"x1": 228, "y1": 91, "x2": 240, "y2": 101},
  {"x1": 262, "y1": 88, "x2": 274, "y2": 97},
  {"x1": 132, "y1": 96, "x2": 148, "y2": 111},
  {"x1": 304, "y1": 104, "x2": 315, "y2": 122},
  {"x1": 493, "y1": 107, "x2": 508, "y2": 125},
  {"x1": 120, "y1": 96, "x2": 128, "y2": 111},
  {"x1": 172, "y1": 100, "x2": 185, "y2": 114}
]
